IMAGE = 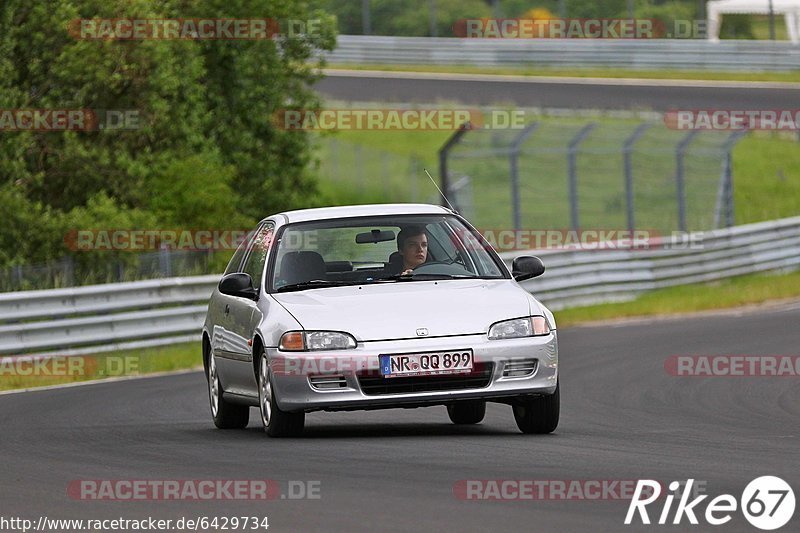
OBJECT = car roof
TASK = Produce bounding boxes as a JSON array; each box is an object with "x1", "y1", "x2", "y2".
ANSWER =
[{"x1": 269, "y1": 203, "x2": 453, "y2": 224}]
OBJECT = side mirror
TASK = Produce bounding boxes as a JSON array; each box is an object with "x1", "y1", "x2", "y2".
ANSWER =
[
  {"x1": 218, "y1": 272, "x2": 258, "y2": 300},
  {"x1": 512, "y1": 256, "x2": 545, "y2": 282}
]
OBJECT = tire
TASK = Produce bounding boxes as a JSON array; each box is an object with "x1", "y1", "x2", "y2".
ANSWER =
[
  {"x1": 258, "y1": 351, "x2": 304, "y2": 437},
  {"x1": 208, "y1": 349, "x2": 249, "y2": 429},
  {"x1": 447, "y1": 400, "x2": 486, "y2": 425},
  {"x1": 513, "y1": 382, "x2": 560, "y2": 434}
]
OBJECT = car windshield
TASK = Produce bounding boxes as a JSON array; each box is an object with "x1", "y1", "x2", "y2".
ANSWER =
[{"x1": 269, "y1": 215, "x2": 507, "y2": 292}]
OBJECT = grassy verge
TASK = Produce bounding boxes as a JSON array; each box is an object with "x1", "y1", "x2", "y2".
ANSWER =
[
  {"x1": 327, "y1": 63, "x2": 800, "y2": 83},
  {"x1": 556, "y1": 269, "x2": 800, "y2": 327},
  {"x1": 0, "y1": 342, "x2": 201, "y2": 392}
]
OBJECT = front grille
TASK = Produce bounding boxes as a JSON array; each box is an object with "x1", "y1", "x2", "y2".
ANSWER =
[{"x1": 356, "y1": 362, "x2": 494, "y2": 396}]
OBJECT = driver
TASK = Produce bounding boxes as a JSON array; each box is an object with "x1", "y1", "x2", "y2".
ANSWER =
[{"x1": 397, "y1": 225, "x2": 428, "y2": 275}]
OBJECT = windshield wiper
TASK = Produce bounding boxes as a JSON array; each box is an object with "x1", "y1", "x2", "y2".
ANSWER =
[{"x1": 275, "y1": 280, "x2": 358, "y2": 293}]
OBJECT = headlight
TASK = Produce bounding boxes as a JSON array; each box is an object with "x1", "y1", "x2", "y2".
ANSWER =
[
  {"x1": 488, "y1": 316, "x2": 551, "y2": 340},
  {"x1": 279, "y1": 331, "x2": 357, "y2": 351}
]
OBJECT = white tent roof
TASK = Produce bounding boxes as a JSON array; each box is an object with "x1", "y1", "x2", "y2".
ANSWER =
[
  {"x1": 708, "y1": 0, "x2": 800, "y2": 15},
  {"x1": 707, "y1": 0, "x2": 800, "y2": 42}
]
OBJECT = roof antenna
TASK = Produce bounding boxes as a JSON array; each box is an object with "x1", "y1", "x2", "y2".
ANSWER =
[{"x1": 424, "y1": 168, "x2": 458, "y2": 214}]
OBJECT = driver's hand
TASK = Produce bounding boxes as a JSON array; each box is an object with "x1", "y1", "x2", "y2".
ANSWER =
[{"x1": 401, "y1": 269, "x2": 413, "y2": 275}]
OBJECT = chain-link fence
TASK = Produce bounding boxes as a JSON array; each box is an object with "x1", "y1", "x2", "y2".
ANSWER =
[
  {"x1": 315, "y1": 137, "x2": 438, "y2": 203},
  {"x1": 316, "y1": 118, "x2": 747, "y2": 235}
]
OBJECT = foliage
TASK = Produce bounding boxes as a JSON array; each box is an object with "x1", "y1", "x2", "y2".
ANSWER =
[{"x1": 0, "y1": 0, "x2": 336, "y2": 270}]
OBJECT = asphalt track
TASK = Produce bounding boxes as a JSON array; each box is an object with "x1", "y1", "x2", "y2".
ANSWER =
[
  {"x1": 316, "y1": 70, "x2": 800, "y2": 111},
  {"x1": 1, "y1": 303, "x2": 798, "y2": 532}
]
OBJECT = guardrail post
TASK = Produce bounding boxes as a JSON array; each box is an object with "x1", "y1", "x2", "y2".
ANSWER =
[
  {"x1": 509, "y1": 122, "x2": 539, "y2": 232},
  {"x1": 567, "y1": 123, "x2": 596, "y2": 230},
  {"x1": 675, "y1": 130, "x2": 699, "y2": 232},
  {"x1": 438, "y1": 122, "x2": 471, "y2": 207},
  {"x1": 623, "y1": 123, "x2": 652, "y2": 234}
]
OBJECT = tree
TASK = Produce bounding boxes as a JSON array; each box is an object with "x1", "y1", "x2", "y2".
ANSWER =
[{"x1": 0, "y1": 0, "x2": 336, "y2": 267}]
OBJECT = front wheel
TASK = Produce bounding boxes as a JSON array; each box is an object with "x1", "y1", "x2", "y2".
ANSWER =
[
  {"x1": 208, "y1": 350, "x2": 249, "y2": 429},
  {"x1": 447, "y1": 400, "x2": 486, "y2": 424},
  {"x1": 258, "y1": 351, "x2": 304, "y2": 437},
  {"x1": 513, "y1": 382, "x2": 559, "y2": 434}
]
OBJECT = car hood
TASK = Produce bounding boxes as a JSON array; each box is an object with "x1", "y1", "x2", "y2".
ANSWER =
[{"x1": 271, "y1": 279, "x2": 530, "y2": 342}]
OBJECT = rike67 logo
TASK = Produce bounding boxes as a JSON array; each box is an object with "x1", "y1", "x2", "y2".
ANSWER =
[{"x1": 625, "y1": 477, "x2": 795, "y2": 530}]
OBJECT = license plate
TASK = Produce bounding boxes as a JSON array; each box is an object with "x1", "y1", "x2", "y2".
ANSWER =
[{"x1": 379, "y1": 350, "x2": 473, "y2": 378}]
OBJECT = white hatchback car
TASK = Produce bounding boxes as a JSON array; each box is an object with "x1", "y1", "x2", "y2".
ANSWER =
[{"x1": 202, "y1": 204, "x2": 558, "y2": 437}]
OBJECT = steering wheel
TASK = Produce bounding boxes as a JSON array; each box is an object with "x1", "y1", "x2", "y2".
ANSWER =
[{"x1": 411, "y1": 261, "x2": 472, "y2": 276}]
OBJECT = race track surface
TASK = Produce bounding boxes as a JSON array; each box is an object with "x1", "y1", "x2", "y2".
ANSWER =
[
  {"x1": 317, "y1": 70, "x2": 800, "y2": 111},
  {"x1": 1, "y1": 304, "x2": 798, "y2": 532}
]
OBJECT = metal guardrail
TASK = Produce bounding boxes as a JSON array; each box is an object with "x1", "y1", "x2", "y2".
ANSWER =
[
  {"x1": 504, "y1": 216, "x2": 800, "y2": 310},
  {"x1": 1, "y1": 216, "x2": 799, "y2": 356},
  {"x1": 326, "y1": 35, "x2": 800, "y2": 71}
]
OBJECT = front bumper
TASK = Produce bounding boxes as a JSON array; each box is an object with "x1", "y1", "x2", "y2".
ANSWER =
[{"x1": 267, "y1": 332, "x2": 558, "y2": 412}]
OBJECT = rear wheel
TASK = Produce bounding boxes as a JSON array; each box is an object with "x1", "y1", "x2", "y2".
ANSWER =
[
  {"x1": 258, "y1": 351, "x2": 304, "y2": 437},
  {"x1": 208, "y1": 350, "x2": 249, "y2": 429},
  {"x1": 513, "y1": 382, "x2": 559, "y2": 434},
  {"x1": 447, "y1": 400, "x2": 486, "y2": 425}
]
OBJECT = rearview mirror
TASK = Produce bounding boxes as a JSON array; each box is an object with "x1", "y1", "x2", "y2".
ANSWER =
[
  {"x1": 218, "y1": 272, "x2": 258, "y2": 300},
  {"x1": 355, "y1": 229, "x2": 396, "y2": 244},
  {"x1": 512, "y1": 256, "x2": 545, "y2": 282}
]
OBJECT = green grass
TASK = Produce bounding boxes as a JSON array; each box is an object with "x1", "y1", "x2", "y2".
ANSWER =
[
  {"x1": 733, "y1": 135, "x2": 800, "y2": 224},
  {"x1": 0, "y1": 342, "x2": 201, "y2": 391},
  {"x1": 328, "y1": 63, "x2": 800, "y2": 83},
  {"x1": 556, "y1": 269, "x2": 800, "y2": 327}
]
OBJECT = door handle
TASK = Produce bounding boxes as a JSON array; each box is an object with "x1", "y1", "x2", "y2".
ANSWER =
[{"x1": 224, "y1": 304, "x2": 230, "y2": 316}]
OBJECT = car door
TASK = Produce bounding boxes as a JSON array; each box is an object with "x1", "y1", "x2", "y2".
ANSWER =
[
  {"x1": 209, "y1": 229, "x2": 256, "y2": 397},
  {"x1": 221, "y1": 222, "x2": 275, "y2": 396}
]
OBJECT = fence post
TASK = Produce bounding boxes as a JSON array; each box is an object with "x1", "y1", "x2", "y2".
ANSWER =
[
  {"x1": 355, "y1": 144, "x2": 364, "y2": 189},
  {"x1": 509, "y1": 122, "x2": 539, "y2": 232},
  {"x1": 675, "y1": 130, "x2": 699, "y2": 232},
  {"x1": 381, "y1": 152, "x2": 389, "y2": 198},
  {"x1": 567, "y1": 123, "x2": 596, "y2": 230},
  {"x1": 159, "y1": 246, "x2": 172, "y2": 278},
  {"x1": 331, "y1": 138, "x2": 339, "y2": 181},
  {"x1": 438, "y1": 122, "x2": 471, "y2": 207},
  {"x1": 623, "y1": 123, "x2": 652, "y2": 234},
  {"x1": 715, "y1": 129, "x2": 748, "y2": 228},
  {"x1": 410, "y1": 156, "x2": 419, "y2": 201},
  {"x1": 64, "y1": 256, "x2": 74, "y2": 287}
]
